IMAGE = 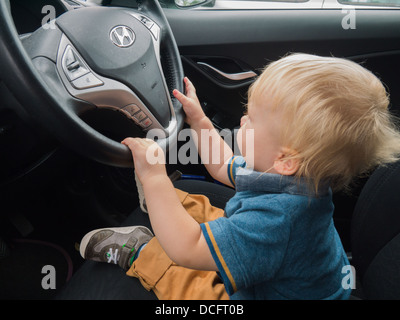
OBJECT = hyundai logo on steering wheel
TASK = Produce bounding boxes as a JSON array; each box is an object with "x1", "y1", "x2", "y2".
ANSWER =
[{"x1": 110, "y1": 25, "x2": 135, "y2": 48}]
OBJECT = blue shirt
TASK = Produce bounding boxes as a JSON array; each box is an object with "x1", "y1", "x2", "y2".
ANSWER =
[{"x1": 200, "y1": 156, "x2": 352, "y2": 300}]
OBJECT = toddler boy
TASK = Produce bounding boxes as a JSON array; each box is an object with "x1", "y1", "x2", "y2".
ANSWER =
[{"x1": 80, "y1": 53, "x2": 400, "y2": 299}]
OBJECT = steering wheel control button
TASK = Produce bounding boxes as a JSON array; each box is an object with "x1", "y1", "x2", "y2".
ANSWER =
[
  {"x1": 131, "y1": 13, "x2": 159, "y2": 40},
  {"x1": 62, "y1": 46, "x2": 90, "y2": 81},
  {"x1": 67, "y1": 60, "x2": 80, "y2": 72},
  {"x1": 122, "y1": 104, "x2": 141, "y2": 116},
  {"x1": 133, "y1": 111, "x2": 147, "y2": 122},
  {"x1": 139, "y1": 118, "x2": 152, "y2": 129},
  {"x1": 149, "y1": 25, "x2": 159, "y2": 40},
  {"x1": 64, "y1": 46, "x2": 76, "y2": 66},
  {"x1": 71, "y1": 73, "x2": 104, "y2": 90},
  {"x1": 139, "y1": 15, "x2": 154, "y2": 29},
  {"x1": 110, "y1": 26, "x2": 136, "y2": 48}
]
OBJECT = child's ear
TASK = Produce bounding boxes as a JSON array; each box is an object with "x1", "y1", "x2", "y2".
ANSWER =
[{"x1": 273, "y1": 148, "x2": 300, "y2": 176}]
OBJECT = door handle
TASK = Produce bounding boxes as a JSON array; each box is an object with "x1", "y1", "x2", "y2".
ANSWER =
[{"x1": 197, "y1": 62, "x2": 257, "y2": 81}]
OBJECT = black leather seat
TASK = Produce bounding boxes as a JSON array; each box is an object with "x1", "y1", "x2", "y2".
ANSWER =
[
  {"x1": 351, "y1": 160, "x2": 400, "y2": 299},
  {"x1": 56, "y1": 179, "x2": 235, "y2": 300}
]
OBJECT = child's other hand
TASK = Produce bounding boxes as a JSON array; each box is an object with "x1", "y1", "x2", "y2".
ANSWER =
[
  {"x1": 173, "y1": 77, "x2": 207, "y2": 127},
  {"x1": 121, "y1": 137, "x2": 167, "y2": 183}
]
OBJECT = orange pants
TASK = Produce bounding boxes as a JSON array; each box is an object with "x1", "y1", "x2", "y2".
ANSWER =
[{"x1": 126, "y1": 189, "x2": 229, "y2": 300}]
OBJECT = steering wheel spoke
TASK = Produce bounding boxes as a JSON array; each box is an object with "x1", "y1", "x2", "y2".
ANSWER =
[{"x1": 55, "y1": 32, "x2": 176, "y2": 135}]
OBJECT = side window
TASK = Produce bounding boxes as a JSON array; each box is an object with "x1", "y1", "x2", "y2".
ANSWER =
[
  {"x1": 214, "y1": 0, "x2": 318, "y2": 9},
  {"x1": 159, "y1": 0, "x2": 400, "y2": 8},
  {"x1": 171, "y1": 0, "x2": 314, "y2": 9},
  {"x1": 339, "y1": 0, "x2": 400, "y2": 6},
  {"x1": 224, "y1": 0, "x2": 310, "y2": 1}
]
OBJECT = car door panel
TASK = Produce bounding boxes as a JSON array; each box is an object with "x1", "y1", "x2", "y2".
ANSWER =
[{"x1": 165, "y1": 8, "x2": 400, "y2": 128}]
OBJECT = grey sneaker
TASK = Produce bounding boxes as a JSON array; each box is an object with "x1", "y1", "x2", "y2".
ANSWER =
[{"x1": 79, "y1": 226, "x2": 153, "y2": 270}]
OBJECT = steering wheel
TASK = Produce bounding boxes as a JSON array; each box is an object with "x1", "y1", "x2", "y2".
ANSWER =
[{"x1": 0, "y1": 0, "x2": 185, "y2": 168}]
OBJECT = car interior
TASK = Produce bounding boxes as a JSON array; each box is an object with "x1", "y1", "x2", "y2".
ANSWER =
[{"x1": 1, "y1": 0, "x2": 400, "y2": 300}]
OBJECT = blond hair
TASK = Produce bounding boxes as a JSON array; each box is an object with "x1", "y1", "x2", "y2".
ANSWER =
[{"x1": 249, "y1": 53, "x2": 400, "y2": 193}]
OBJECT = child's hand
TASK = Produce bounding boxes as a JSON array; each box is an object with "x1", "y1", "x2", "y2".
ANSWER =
[
  {"x1": 173, "y1": 77, "x2": 207, "y2": 127},
  {"x1": 121, "y1": 137, "x2": 167, "y2": 184}
]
